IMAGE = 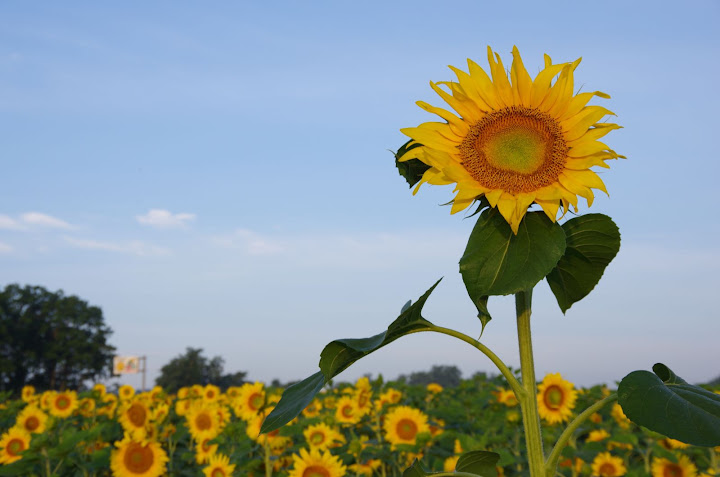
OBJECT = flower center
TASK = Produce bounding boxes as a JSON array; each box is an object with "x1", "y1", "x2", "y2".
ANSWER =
[
  {"x1": 249, "y1": 393, "x2": 264, "y2": 410},
  {"x1": 341, "y1": 405, "x2": 354, "y2": 418},
  {"x1": 310, "y1": 431, "x2": 326, "y2": 444},
  {"x1": 7, "y1": 438, "x2": 24, "y2": 456},
  {"x1": 544, "y1": 385, "x2": 565, "y2": 410},
  {"x1": 123, "y1": 442, "x2": 154, "y2": 473},
  {"x1": 128, "y1": 404, "x2": 147, "y2": 427},
  {"x1": 25, "y1": 416, "x2": 40, "y2": 431},
  {"x1": 599, "y1": 463, "x2": 617, "y2": 476},
  {"x1": 212, "y1": 469, "x2": 226, "y2": 477},
  {"x1": 396, "y1": 418, "x2": 418, "y2": 441},
  {"x1": 195, "y1": 413, "x2": 212, "y2": 430},
  {"x1": 459, "y1": 106, "x2": 567, "y2": 194},
  {"x1": 56, "y1": 396, "x2": 70, "y2": 410},
  {"x1": 663, "y1": 464, "x2": 684, "y2": 477},
  {"x1": 303, "y1": 465, "x2": 331, "y2": 477}
]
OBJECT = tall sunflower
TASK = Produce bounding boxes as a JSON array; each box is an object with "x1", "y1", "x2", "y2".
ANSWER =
[
  {"x1": 195, "y1": 436, "x2": 219, "y2": 465},
  {"x1": 186, "y1": 403, "x2": 222, "y2": 441},
  {"x1": 15, "y1": 405, "x2": 48, "y2": 434},
  {"x1": 288, "y1": 448, "x2": 347, "y2": 477},
  {"x1": 111, "y1": 436, "x2": 168, "y2": 477},
  {"x1": 119, "y1": 385, "x2": 136, "y2": 401},
  {"x1": 537, "y1": 373, "x2": 577, "y2": 424},
  {"x1": 0, "y1": 428, "x2": 31, "y2": 464},
  {"x1": 49, "y1": 390, "x2": 79, "y2": 418},
  {"x1": 118, "y1": 399, "x2": 151, "y2": 438},
  {"x1": 202, "y1": 453, "x2": 236, "y2": 477},
  {"x1": 383, "y1": 405, "x2": 430, "y2": 448},
  {"x1": 304, "y1": 423, "x2": 344, "y2": 451},
  {"x1": 399, "y1": 46, "x2": 622, "y2": 233},
  {"x1": 334, "y1": 396, "x2": 360, "y2": 425},
  {"x1": 234, "y1": 382, "x2": 266, "y2": 421},
  {"x1": 651, "y1": 456, "x2": 698, "y2": 477},
  {"x1": 591, "y1": 452, "x2": 627, "y2": 477}
]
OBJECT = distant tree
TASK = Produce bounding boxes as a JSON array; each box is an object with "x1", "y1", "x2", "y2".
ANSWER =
[
  {"x1": 155, "y1": 347, "x2": 247, "y2": 392},
  {"x1": 397, "y1": 365, "x2": 463, "y2": 388},
  {"x1": 0, "y1": 284, "x2": 116, "y2": 394}
]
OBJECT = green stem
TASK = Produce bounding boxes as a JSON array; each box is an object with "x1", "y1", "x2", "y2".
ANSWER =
[
  {"x1": 428, "y1": 325, "x2": 523, "y2": 397},
  {"x1": 264, "y1": 439, "x2": 273, "y2": 477},
  {"x1": 711, "y1": 447, "x2": 718, "y2": 473},
  {"x1": 515, "y1": 289, "x2": 545, "y2": 477},
  {"x1": 544, "y1": 394, "x2": 618, "y2": 477},
  {"x1": 42, "y1": 448, "x2": 51, "y2": 477}
]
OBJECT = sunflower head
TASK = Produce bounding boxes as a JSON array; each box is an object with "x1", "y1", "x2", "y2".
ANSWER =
[
  {"x1": 399, "y1": 46, "x2": 622, "y2": 234},
  {"x1": 111, "y1": 436, "x2": 169, "y2": 477},
  {"x1": 536, "y1": 373, "x2": 577, "y2": 425},
  {"x1": 0, "y1": 427, "x2": 31, "y2": 465},
  {"x1": 383, "y1": 405, "x2": 430, "y2": 448},
  {"x1": 202, "y1": 453, "x2": 236, "y2": 477},
  {"x1": 16, "y1": 405, "x2": 48, "y2": 434},
  {"x1": 49, "y1": 390, "x2": 79, "y2": 418},
  {"x1": 288, "y1": 448, "x2": 348, "y2": 477},
  {"x1": 651, "y1": 456, "x2": 698, "y2": 477}
]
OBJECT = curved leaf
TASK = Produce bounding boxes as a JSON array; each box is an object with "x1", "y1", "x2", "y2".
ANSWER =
[
  {"x1": 395, "y1": 141, "x2": 430, "y2": 188},
  {"x1": 618, "y1": 363, "x2": 720, "y2": 446},
  {"x1": 261, "y1": 280, "x2": 441, "y2": 433},
  {"x1": 457, "y1": 450, "x2": 499, "y2": 477},
  {"x1": 546, "y1": 214, "x2": 620, "y2": 313},
  {"x1": 460, "y1": 210, "x2": 566, "y2": 300}
]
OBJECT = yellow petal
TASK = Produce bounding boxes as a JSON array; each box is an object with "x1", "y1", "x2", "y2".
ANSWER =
[
  {"x1": 568, "y1": 123, "x2": 622, "y2": 144},
  {"x1": 535, "y1": 199, "x2": 560, "y2": 221},
  {"x1": 485, "y1": 189, "x2": 503, "y2": 207},
  {"x1": 530, "y1": 63, "x2": 567, "y2": 109},
  {"x1": 568, "y1": 141, "x2": 611, "y2": 158},
  {"x1": 487, "y1": 47, "x2": 513, "y2": 107},
  {"x1": 467, "y1": 58, "x2": 501, "y2": 110},
  {"x1": 400, "y1": 125, "x2": 459, "y2": 154},
  {"x1": 448, "y1": 65, "x2": 493, "y2": 112},
  {"x1": 562, "y1": 106, "x2": 615, "y2": 142},
  {"x1": 510, "y1": 46, "x2": 533, "y2": 106},
  {"x1": 559, "y1": 91, "x2": 611, "y2": 122},
  {"x1": 416, "y1": 101, "x2": 469, "y2": 137}
]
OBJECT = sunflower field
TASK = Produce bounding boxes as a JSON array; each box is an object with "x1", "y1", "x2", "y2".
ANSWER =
[{"x1": 1, "y1": 374, "x2": 718, "y2": 477}]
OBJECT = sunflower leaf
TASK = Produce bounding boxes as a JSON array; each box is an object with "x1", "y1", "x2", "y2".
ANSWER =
[
  {"x1": 403, "y1": 459, "x2": 431, "y2": 477},
  {"x1": 475, "y1": 296, "x2": 492, "y2": 337},
  {"x1": 456, "y1": 450, "x2": 500, "y2": 477},
  {"x1": 546, "y1": 214, "x2": 620, "y2": 313},
  {"x1": 460, "y1": 210, "x2": 566, "y2": 299},
  {"x1": 395, "y1": 141, "x2": 430, "y2": 188},
  {"x1": 261, "y1": 280, "x2": 441, "y2": 433},
  {"x1": 617, "y1": 363, "x2": 720, "y2": 446}
]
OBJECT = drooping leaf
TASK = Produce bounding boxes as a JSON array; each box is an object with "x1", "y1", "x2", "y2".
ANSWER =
[
  {"x1": 460, "y1": 210, "x2": 566, "y2": 300},
  {"x1": 546, "y1": 214, "x2": 621, "y2": 313},
  {"x1": 475, "y1": 296, "x2": 491, "y2": 337},
  {"x1": 395, "y1": 141, "x2": 430, "y2": 188},
  {"x1": 261, "y1": 280, "x2": 442, "y2": 433},
  {"x1": 618, "y1": 363, "x2": 720, "y2": 446},
  {"x1": 456, "y1": 450, "x2": 500, "y2": 477},
  {"x1": 403, "y1": 459, "x2": 431, "y2": 477}
]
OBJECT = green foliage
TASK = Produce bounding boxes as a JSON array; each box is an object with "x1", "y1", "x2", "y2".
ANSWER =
[
  {"x1": 155, "y1": 347, "x2": 247, "y2": 392},
  {"x1": 261, "y1": 280, "x2": 441, "y2": 433},
  {"x1": 618, "y1": 363, "x2": 720, "y2": 446},
  {"x1": 546, "y1": 214, "x2": 621, "y2": 313},
  {"x1": 456, "y1": 450, "x2": 500, "y2": 477},
  {"x1": 0, "y1": 284, "x2": 115, "y2": 394},
  {"x1": 459, "y1": 210, "x2": 566, "y2": 327},
  {"x1": 397, "y1": 365, "x2": 463, "y2": 388},
  {"x1": 395, "y1": 141, "x2": 430, "y2": 188}
]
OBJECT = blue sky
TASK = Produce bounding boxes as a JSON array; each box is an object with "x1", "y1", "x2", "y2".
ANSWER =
[{"x1": 1, "y1": 1, "x2": 719, "y2": 389}]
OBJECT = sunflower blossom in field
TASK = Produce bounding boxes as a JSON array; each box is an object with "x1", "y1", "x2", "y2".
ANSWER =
[{"x1": 399, "y1": 46, "x2": 622, "y2": 233}]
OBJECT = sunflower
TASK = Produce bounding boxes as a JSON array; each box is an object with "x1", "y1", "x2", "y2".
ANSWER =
[
  {"x1": 119, "y1": 385, "x2": 136, "y2": 401},
  {"x1": 377, "y1": 388, "x2": 402, "y2": 409},
  {"x1": 590, "y1": 453, "x2": 626, "y2": 476},
  {"x1": 203, "y1": 453, "x2": 236, "y2": 477},
  {"x1": 78, "y1": 397, "x2": 96, "y2": 417},
  {"x1": 444, "y1": 456, "x2": 460, "y2": 472},
  {"x1": 302, "y1": 398, "x2": 323, "y2": 418},
  {"x1": 98, "y1": 392, "x2": 119, "y2": 418},
  {"x1": 426, "y1": 383, "x2": 443, "y2": 394},
  {"x1": 234, "y1": 382, "x2": 266, "y2": 421},
  {"x1": 350, "y1": 460, "x2": 381, "y2": 477},
  {"x1": 661, "y1": 438, "x2": 690, "y2": 450},
  {"x1": 399, "y1": 46, "x2": 622, "y2": 233},
  {"x1": 15, "y1": 405, "x2": 48, "y2": 434},
  {"x1": 494, "y1": 388, "x2": 518, "y2": 407},
  {"x1": 334, "y1": 396, "x2": 360, "y2": 425},
  {"x1": 195, "y1": 437, "x2": 219, "y2": 465},
  {"x1": 118, "y1": 399, "x2": 151, "y2": 438},
  {"x1": 587, "y1": 429, "x2": 610, "y2": 443},
  {"x1": 304, "y1": 423, "x2": 344, "y2": 451},
  {"x1": 49, "y1": 390, "x2": 79, "y2": 418},
  {"x1": 39, "y1": 390, "x2": 55, "y2": 411},
  {"x1": 651, "y1": 456, "x2": 698, "y2": 477},
  {"x1": 186, "y1": 403, "x2": 222, "y2": 441},
  {"x1": 152, "y1": 403, "x2": 169, "y2": 423},
  {"x1": 0, "y1": 428, "x2": 31, "y2": 464},
  {"x1": 288, "y1": 448, "x2": 347, "y2": 477},
  {"x1": 203, "y1": 384, "x2": 221, "y2": 403},
  {"x1": 537, "y1": 373, "x2": 577, "y2": 424},
  {"x1": 560, "y1": 457, "x2": 585, "y2": 475},
  {"x1": 111, "y1": 436, "x2": 168, "y2": 477},
  {"x1": 93, "y1": 382, "x2": 107, "y2": 396},
  {"x1": 610, "y1": 403, "x2": 631, "y2": 430},
  {"x1": 354, "y1": 387, "x2": 373, "y2": 417},
  {"x1": 383, "y1": 405, "x2": 430, "y2": 448},
  {"x1": 21, "y1": 385, "x2": 35, "y2": 402}
]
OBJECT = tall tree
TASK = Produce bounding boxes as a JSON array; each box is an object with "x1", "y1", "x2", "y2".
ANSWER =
[
  {"x1": 0, "y1": 284, "x2": 115, "y2": 394},
  {"x1": 155, "y1": 347, "x2": 247, "y2": 392}
]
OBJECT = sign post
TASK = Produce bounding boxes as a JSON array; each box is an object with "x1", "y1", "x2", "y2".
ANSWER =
[{"x1": 113, "y1": 355, "x2": 147, "y2": 391}]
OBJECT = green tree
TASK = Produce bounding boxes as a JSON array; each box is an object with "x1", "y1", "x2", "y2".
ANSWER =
[
  {"x1": 0, "y1": 284, "x2": 116, "y2": 394},
  {"x1": 155, "y1": 347, "x2": 247, "y2": 392},
  {"x1": 397, "y1": 364, "x2": 463, "y2": 388}
]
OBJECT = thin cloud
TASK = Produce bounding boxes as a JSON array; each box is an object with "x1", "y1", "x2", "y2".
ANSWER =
[
  {"x1": 21, "y1": 212, "x2": 73, "y2": 229},
  {"x1": 0, "y1": 215, "x2": 24, "y2": 230},
  {"x1": 0, "y1": 242, "x2": 13, "y2": 254},
  {"x1": 211, "y1": 228, "x2": 285, "y2": 255},
  {"x1": 64, "y1": 236, "x2": 170, "y2": 257},
  {"x1": 136, "y1": 209, "x2": 196, "y2": 228}
]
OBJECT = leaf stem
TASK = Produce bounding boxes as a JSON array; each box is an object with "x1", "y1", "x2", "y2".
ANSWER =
[
  {"x1": 515, "y1": 289, "x2": 545, "y2": 477},
  {"x1": 427, "y1": 325, "x2": 522, "y2": 397},
  {"x1": 544, "y1": 393, "x2": 618, "y2": 477}
]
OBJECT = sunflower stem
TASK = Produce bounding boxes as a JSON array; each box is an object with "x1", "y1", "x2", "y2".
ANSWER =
[
  {"x1": 515, "y1": 289, "x2": 545, "y2": 477},
  {"x1": 544, "y1": 393, "x2": 618, "y2": 477}
]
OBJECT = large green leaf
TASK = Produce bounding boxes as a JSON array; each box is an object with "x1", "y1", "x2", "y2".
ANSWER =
[
  {"x1": 456, "y1": 450, "x2": 499, "y2": 477},
  {"x1": 618, "y1": 363, "x2": 720, "y2": 446},
  {"x1": 460, "y1": 210, "x2": 566, "y2": 302},
  {"x1": 395, "y1": 141, "x2": 430, "y2": 188},
  {"x1": 403, "y1": 459, "x2": 431, "y2": 477},
  {"x1": 261, "y1": 280, "x2": 441, "y2": 433},
  {"x1": 546, "y1": 214, "x2": 620, "y2": 313}
]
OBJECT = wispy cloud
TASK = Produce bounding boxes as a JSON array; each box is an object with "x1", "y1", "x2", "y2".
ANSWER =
[
  {"x1": 64, "y1": 236, "x2": 170, "y2": 256},
  {"x1": 0, "y1": 242, "x2": 13, "y2": 254},
  {"x1": 136, "y1": 209, "x2": 196, "y2": 229},
  {"x1": 211, "y1": 228, "x2": 284, "y2": 255},
  {"x1": 20, "y1": 212, "x2": 73, "y2": 229},
  {"x1": 0, "y1": 215, "x2": 24, "y2": 230}
]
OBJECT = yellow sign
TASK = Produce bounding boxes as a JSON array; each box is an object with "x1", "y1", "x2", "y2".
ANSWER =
[{"x1": 113, "y1": 356, "x2": 140, "y2": 374}]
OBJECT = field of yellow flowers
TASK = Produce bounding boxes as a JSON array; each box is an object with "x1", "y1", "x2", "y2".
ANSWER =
[{"x1": 1, "y1": 374, "x2": 718, "y2": 477}]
